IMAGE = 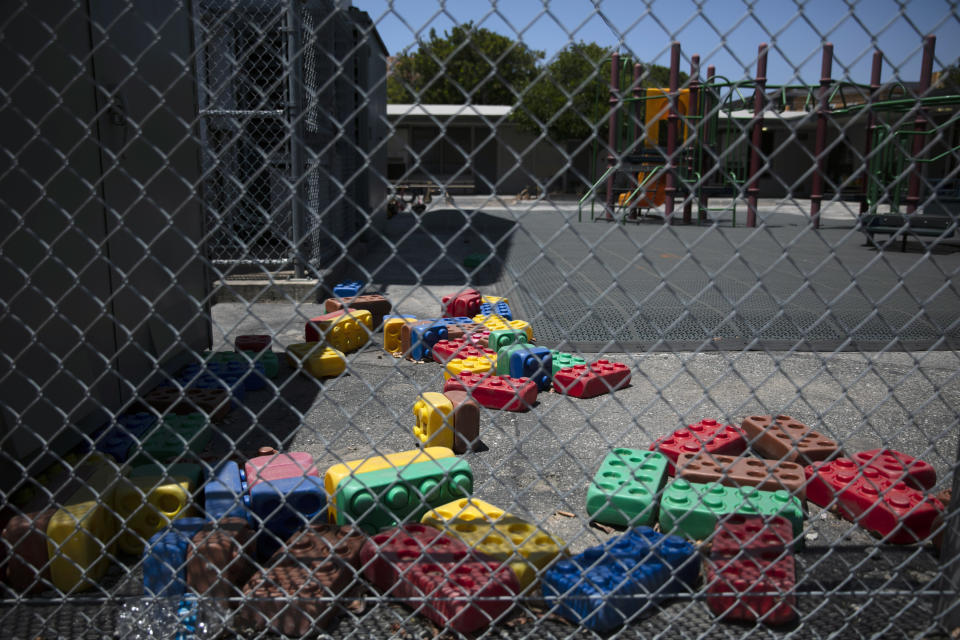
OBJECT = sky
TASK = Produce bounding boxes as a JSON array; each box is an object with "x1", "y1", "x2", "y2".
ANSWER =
[{"x1": 354, "y1": 0, "x2": 960, "y2": 86}]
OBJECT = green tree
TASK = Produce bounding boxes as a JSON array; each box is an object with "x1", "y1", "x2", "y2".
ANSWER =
[{"x1": 387, "y1": 23, "x2": 543, "y2": 104}]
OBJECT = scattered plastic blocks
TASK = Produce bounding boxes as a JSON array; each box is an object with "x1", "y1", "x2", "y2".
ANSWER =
[
  {"x1": 481, "y1": 295, "x2": 509, "y2": 305},
  {"x1": 285, "y1": 342, "x2": 346, "y2": 378},
  {"x1": 304, "y1": 309, "x2": 372, "y2": 353},
  {"x1": 444, "y1": 372, "x2": 538, "y2": 412},
  {"x1": 432, "y1": 338, "x2": 495, "y2": 365},
  {"x1": 93, "y1": 412, "x2": 158, "y2": 463},
  {"x1": 706, "y1": 515, "x2": 797, "y2": 625},
  {"x1": 234, "y1": 334, "x2": 271, "y2": 353},
  {"x1": 658, "y1": 479, "x2": 804, "y2": 540},
  {"x1": 324, "y1": 447, "x2": 455, "y2": 522},
  {"x1": 478, "y1": 301, "x2": 513, "y2": 321},
  {"x1": 586, "y1": 449, "x2": 669, "y2": 527},
  {"x1": 250, "y1": 476, "x2": 327, "y2": 559},
  {"x1": 186, "y1": 517, "x2": 256, "y2": 606},
  {"x1": 487, "y1": 328, "x2": 527, "y2": 352},
  {"x1": 675, "y1": 452, "x2": 807, "y2": 501},
  {"x1": 204, "y1": 461, "x2": 247, "y2": 521},
  {"x1": 403, "y1": 321, "x2": 448, "y2": 361},
  {"x1": 421, "y1": 498, "x2": 565, "y2": 591},
  {"x1": 740, "y1": 414, "x2": 839, "y2": 464},
  {"x1": 467, "y1": 329, "x2": 491, "y2": 348},
  {"x1": 333, "y1": 457, "x2": 473, "y2": 533},
  {"x1": 361, "y1": 524, "x2": 520, "y2": 633},
  {"x1": 554, "y1": 360, "x2": 632, "y2": 399},
  {"x1": 442, "y1": 288, "x2": 482, "y2": 318},
  {"x1": 445, "y1": 355, "x2": 494, "y2": 381},
  {"x1": 116, "y1": 464, "x2": 201, "y2": 555},
  {"x1": 443, "y1": 390, "x2": 481, "y2": 454},
  {"x1": 143, "y1": 517, "x2": 209, "y2": 597},
  {"x1": 245, "y1": 452, "x2": 318, "y2": 489},
  {"x1": 542, "y1": 527, "x2": 698, "y2": 632},
  {"x1": 332, "y1": 280, "x2": 363, "y2": 297},
  {"x1": 446, "y1": 321, "x2": 484, "y2": 341},
  {"x1": 383, "y1": 315, "x2": 417, "y2": 353},
  {"x1": 200, "y1": 352, "x2": 267, "y2": 390},
  {"x1": 550, "y1": 350, "x2": 586, "y2": 376},
  {"x1": 132, "y1": 413, "x2": 210, "y2": 466},
  {"x1": 325, "y1": 293, "x2": 392, "y2": 326},
  {"x1": 496, "y1": 344, "x2": 552, "y2": 391},
  {"x1": 852, "y1": 448, "x2": 937, "y2": 490},
  {"x1": 651, "y1": 419, "x2": 748, "y2": 473},
  {"x1": 413, "y1": 392, "x2": 455, "y2": 449},
  {"x1": 143, "y1": 386, "x2": 231, "y2": 421},
  {"x1": 805, "y1": 457, "x2": 943, "y2": 543}
]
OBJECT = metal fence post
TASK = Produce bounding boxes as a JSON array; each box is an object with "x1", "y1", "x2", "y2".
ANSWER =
[
  {"x1": 746, "y1": 43, "x2": 768, "y2": 228},
  {"x1": 287, "y1": 0, "x2": 306, "y2": 278},
  {"x1": 664, "y1": 42, "x2": 680, "y2": 224},
  {"x1": 604, "y1": 52, "x2": 620, "y2": 221},
  {"x1": 810, "y1": 43, "x2": 833, "y2": 229},
  {"x1": 859, "y1": 50, "x2": 883, "y2": 215},
  {"x1": 905, "y1": 34, "x2": 936, "y2": 215}
]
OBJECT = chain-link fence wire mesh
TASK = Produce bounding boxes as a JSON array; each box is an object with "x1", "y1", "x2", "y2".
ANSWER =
[{"x1": 1, "y1": 0, "x2": 959, "y2": 638}]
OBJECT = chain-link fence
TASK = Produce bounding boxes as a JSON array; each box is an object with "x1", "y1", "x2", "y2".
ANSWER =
[{"x1": 1, "y1": 0, "x2": 959, "y2": 638}]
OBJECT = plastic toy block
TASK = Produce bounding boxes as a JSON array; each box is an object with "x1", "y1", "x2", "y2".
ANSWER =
[
  {"x1": 442, "y1": 288, "x2": 482, "y2": 318},
  {"x1": 485, "y1": 328, "x2": 527, "y2": 351},
  {"x1": 444, "y1": 372, "x2": 538, "y2": 412},
  {"x1": 383, "y1": 316, "x2": 418, "y2": 352},
  {"x1": 129, "y1": 462, "x2": 204, "y2": 487},
  {"x1": 304, "y1": 309, "x2": 372, "y2": 353},
  {"x1": 712, "y1": 514, "x2": 795, "y2": 555},
  {"x1": 143, "y1": 517, "x2": 208, "y2": 597},
  {"x1": 740, "y1": 415, "x2": 839, "y2": 464},
  {"x1": 234, "y1": 334, "x2": 271, "y2": 353},
  {"x1": 413, "y1": 392, "x2": 455, "y2": 449},
  {"x1": 285, "y1": 342, "x2": 346, "y2": 378},
  {"x1": 240, "y1": 349, "x2": 278, "y2": 379},
  {"x1": 204, "y1": 461, "x2": 247, "y2": 520},
  {"x1": 245, "y1": 452, "x2": 318, "y2": 489},
  {"x1": 550, "y1": 350, "x2": 586, "y2": 376},
  {"x1": 3, "y1": 508, "x2": 56, "y2": 593},
  {"x1": 446, "y1": 322, "x2": 483, "y2": 341},
  {"x1": 143, "y1": 387, "x2": 231, "y2": 421},
  {"x1": 250, "y1": 475, "x2": 327, "y2": 559},
  {"x1": 658, "y1": 479, "x2": 804, "y2": 540},
  {"x1": 478, "y1": 300, "x2": 513, "y2": 321},
  {"x1": 201, "y1": 352, "x2": 267, "y2": 390},
  {"x1": 421, "y1": 498, "x2": 565, "y2": 591},
  {"x1": 333, "y1": 457, "x2": 473, "y2": 533},
  {"x1": 332, "y1": 280, "x2": 363, "y2": 297},
  {"x1": 467, "y1": 329, "x2": 491, "y2": 348},
  {"x1": 675, "y1": 452, "x2": 807, "y2": 501},
  {"x1": 496, "y1": 345, "x2": 552, "y2": 391},
  {"x1": 852, "y1": 448, "x2": 936, "y2": 490},
  {"x1": 361, "y1": 524, "x2": 520, "y2": 633},
  {"x1": 325, "y1": 293, "x2": 392, "y2": 326},
  {"x1": 586, "y1": 449, "x2": 669, "y2": 527},
  {"x1": 431, "y1": 316, "x2": 475, "y2": 326},
  {"x1": 542, "y1": 527, "x2": 698, "y2": 632},
  {"x1": 444, "y1": 355, "x2": 494, "y2": 381},
  {"x1": 464, "y1": 252, "x2": 490, "y2": 268},
  {"x1": 132, "y1": 413, "x2": 211, "y2": 466},
  {"x1": 186, "y1": 517, "x2": 256, "y2": 606},
  {"x1": 402, "y1": 321, "x2": 449, "y2": 361},
  {"x1": 804, "y1": 458, "x2": 943, "y2": 544},
  {"x1": 116, "y1": 468, "x2": 198, "y2": 555},
  {"x1": 443, "y1": 390, "x2": 481, "y2": 454},
  {"x1": 481, "y1": 295, "x2": 509, "y2": 305},
  {"x1": 507, "y1": 319, "x2": 533, "y2": 341},
  {"x1": 432, "y1": 338, "x2": 495, "y2": 365},
  {"x1": 91, "y1": 412, "x2": 159, "y2": 463},
  {"x1": 554, "y1": 360, "x2": 632, "y2": 399},
  {"x1": 651, "y1": 419, "x2": 748, "y2": 473}
]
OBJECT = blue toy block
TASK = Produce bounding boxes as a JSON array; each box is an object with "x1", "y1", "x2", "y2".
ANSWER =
[
  {"x1": 507, "y1": 346, "x2": 553, "y2": 391},
  {"x1": 142, "y1": 517, "x2": 208, "y2": 597},
  {"x1": 479, "y1": 302, "x2": 513, "y2": 321},
  {"x1": 249, "y1": 475, "x2": 326, "y2": 559},
  {"x1": 91, "y1": 412, "x2": 158, "y2": 462},
  {"x1": 118, "y1": 412, "x2": 158, "y2": 436},
  {"x1": 430, "y1": 317, "x2": 473, "y2": 326},
  {"x1": 203, "y1": 461, "x2": 247, "y2": 521},
  {"x1": 409, "y1": 322, "x2": 449, "y2": 361},
  {"x1": 542, "y1": 526, "x2": 698, "y2": 632},
  {"x1": 333, "y1": 280, "x2": 364, "y2": 297}
]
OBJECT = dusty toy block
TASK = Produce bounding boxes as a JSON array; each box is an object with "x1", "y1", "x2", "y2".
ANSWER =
[
  {"x1": 496, "y1": 345, "x2": 552, "y2": 391},
  {"x1": 586, "y1": 449, "x2": 669, "y2": 527},
  {"x1": 235, "y1": 348, "x2": 279, "y2": 379},
  {"x1": 431, "y1": 338, "x2": 469, "y2": 364},
  {"x1": 550, "y1": 351, "x2": 586, "y2": 376},
  {"x1": 852, "y1": 448, "x2": 936, "y2": 490},
  {"x1": 250, "y1": 476, "x2": 327, "y2": 559},
  {"x1": 204, "y1": 461, "x2": 247, "y2": 521},
  {"x1": 131, "y1": 413, "x2": 210, "y2": 466},
  {"x1": 325, "y1": 293, "x2": 392, "y2": 327},
  {"x1": 332, "y1": 280, "x2": 364, "y2": 297},
  {"x1": 467, "y1": 329, "x2": 491, "y2": 348},
  {"x1": 383, "y1": 316, "x2": 417, "y2": 354},
  {"x1": 234, "y1": 334, "x2": 271, "y2": 353},
  {"x1": 443, "y1": 390, "x2": 481, "y2": 454},
  {"x1": 413, "y1": 392, "x2": 455, "y2": 449},
  {"x1": 143, "y1": 387, "x2": 231, "y2": 421},
  {"x1": 361, "y1": 524, "x2": 520, "y2": 633},
  {"x1": 445, "y1": 356, "x2": 494, "y2": 381},
  {"x1": 2, "y1": 508, "x2": 56, "y2": 593},
  {"x1": 444, "y1": 372, "x2": 538, "y2": 412},
  {"x1": 142, "y1": 517, "x2": 208, "y2": 597},
  {"x1": 421, "y1": 497, "x2": 565, "y2": 592},
  {"x1": 481, "y1": 295, "x2": 509, "y2": 305},
  {"x1": 333, "y1": 457, "x2": 473, "y2": 533},
  {"x1": 486, "y1": 328, "x2": 527, "y2": 352},
  {"x1": 706, "y1": 514, "x2": 797, "y2": 625},
  {"x1": 542, "y1": 526, "x2": 698, "y2": 632},
  {"x1": 203, "y1": 351, "x2": 268, "y2": 389},
  {"x1": 740, "y1": 415, "x2": 839, "y2": 464},
  {"x1": 401, "y1": 321, "x2": 448, "y2": 361},
  {"x1": 186, "y1": 517, "x2": 256, "y2": 606},
  {"x1": 116, "y1": 464, "x2": 201, "y2": 555},
  {"x1": 442, "y1": 288, "x2": 483, "y2": 318},
  {"x1": 285, "y1": 342, "x2": 346, "y2": 378},
  {"x1": 90, "y1": 412, "x2": 158, "y2": 463},
  {"x1": 675, "y1": 452, "x2": 807, "y2": 501},
  {"x1": 245, "y1": 452, "x2": 318, "y2": 489},
  {"x1": 805, "y1": 457, "x2": 943, "y2": 544},
  {"x1": 650, "y1": 419, "x2": 748, "y2": 473},
  {"x1": 478, "y1": 301, "x2": 513, "y2": 321},
  {"x1": 305, "y1": 309, "x2": 372, "y2": 353},
  {"x1": 553, "y1": 360, "x2": 632, "y2": 399},
  {"x1": 658, "y1": 479, "x2": 803, "y2": 540},
  {"x1": 446, "y1": 322, "x2": 484, "y2": 340},
  {"x1": 507, "y1": 319, "x2": 533, "y2": 341}
]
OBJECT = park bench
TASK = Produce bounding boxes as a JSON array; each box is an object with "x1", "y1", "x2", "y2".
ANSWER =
[{"x1": 862, "y1": 213, "x2": 956, "y2": 251}]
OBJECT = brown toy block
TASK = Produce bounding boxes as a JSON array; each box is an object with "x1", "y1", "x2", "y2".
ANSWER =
[
  {"x1": 186, "y1": 518, "x2": 256, "y2": 606},
  {"x1": 282, "y1": 523, "x2": 366, "y2": 570},
  {"x1": 447, "y1": 322, "x2": 483, "y2": 341},
  {"x1": 143, "y1": 387, "x2": 230, "y2": 421},
  {"x1": 675, "y1": 452, "x2": 807, "y2": 500},
  {"x1": 443, "y1": 390, "x2": 481, "y2": 454},
  {"x1": 740, "y1": 415, "x2": 839, "y2": 464},
  {"x1": 324, "y1": 294, "x2": 392, "y2": 328},
  {"x1": 2, "y1": 508, "x2": 55, "y2": 593}
]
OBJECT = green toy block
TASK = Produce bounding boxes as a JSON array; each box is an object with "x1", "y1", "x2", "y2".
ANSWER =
[
  {"x1": 334, "y1": 457, "x2": 473, "y2": 533},
  {"x1": 131, "y1": 413, "x2": 211, "y2": 465},
  {"x1": 464, "y1": 253, "x2": 490, "y2": 268},
  {"x1": 550, "y1": 350, "x2": 587, "y2": 376},
  {"x1": 205, "y1": 350, "x2": 279, "y2": 379},
  {"x1": 586, "y1": 449, "x2": 668, "y2": 527},
  {"x1": 658, "y1": 479, "x2": 803, "y2": 540},
  {"x1": 494, "y1": 343, "x2": 532, "y2": 375},
  {"x1": 488, "y1": 329, "x2": 527, "y2": 353}
]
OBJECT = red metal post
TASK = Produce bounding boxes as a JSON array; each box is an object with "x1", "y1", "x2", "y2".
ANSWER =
[
  {"x1": 747, "y1": 44, "x2": 768, "y2": 228},
  {"x1": 683, "y1": 54, "x2": 700, "y2": 225},
  {"x1": 860, "y1": 51, "x2": 883, "y2": 215},
  {"x1": 604, "y1": 52, "x2": 620, "y2": 221},
  {"x1": 810, "y1": 43, "x2": 834, "y2": 229},
  {"x1": 630, "y1": 63, "x2": 643, "y2": 219},
  {"x1": 664, "y1": 42, "x2": 680, "y2": 224},
  {"x1": 700, "y1": 64, "x2": 715, "y2": 223},
  {"x1": 905, "y1": 35, "x2": 936, "y2": 214}
]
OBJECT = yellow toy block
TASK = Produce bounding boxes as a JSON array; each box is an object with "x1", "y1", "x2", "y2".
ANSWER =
[
  {"x1": 384, "y1": 317, "x2": 417, "y2": 353},
  {"x1": 482, "y1": 295, "x2": 509, "y2": 305},
  {"x1": 478, "y1": 316, "x2": 509, "y2": 331},
  {"x1": 114, "y1": 475, "x2": 194, "y2": 555},
  {"x1": 286, "y1": 342, "x2": 346, "y2": 378},
  {"x1": 326, "y1": 310, "x2": 372, "y2": 353},
  {"x1": 412, "y1": 392, "x2": 455, "y2": 449},
  {"x1": 421, "y1": 498, "x2": 565, "y2": 591},
  {"x1": 444, "y1": 356, "x2": 493, "y2": 380},
  {"x1": 324, "y1": 447, "x2": 455, "y2": 521},
  {"x1": 507, "y1": 319, "x2": 534, "y2": 341}
]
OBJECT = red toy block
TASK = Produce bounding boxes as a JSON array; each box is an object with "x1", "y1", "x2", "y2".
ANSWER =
[
  {"x1": 852, "y1": 449, "x2": 936, "y2": 490},
  {"x1": 447, "y1": 322, "x2": 483, "y2": 341},
  {"x1": 245, "y1": 452, "x2": 318, "y2": 488},
  {"x1": 431, "y1": 339, "x2": 492, "y2": 365},
  {"x1": 651, "y1": 420, "x2": 748, "y2": 474},
  {"x1": 443, "y1": 372, "x2": 538, "y2": 412},
  {"x1": 711, "y1": 514, "x2": 795, "y2": 555},
  {"x1": 360, "y1": 524, "x2": 519, "y2": 633},
  {"x1": 805, "y1": 458, "x2": 944, "y2": 544},
  {"x1": 552, "y1": 360, "x2": 631, "y2": 398},
  {"x1": 2, "y1": 508, "x2": 55, "y2": 593},
  {"x1": 442, "y1": 289, "x2": 482, "y2": 318},
  {"x1": 467, "y1": 330, "x2": 491, "y2": 348},
  {"x1": 235, "y1": 335, "x2": 272, "y2": 353}
]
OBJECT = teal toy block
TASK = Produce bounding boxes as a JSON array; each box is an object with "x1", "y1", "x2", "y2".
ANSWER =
[
  {"x1": 334, "y1": 457, "x2": 473, "y2": 533},
  {"x1": 487, "y1": 328, "x2": 527, "y2": 352},
  {"x1": 131, "y1": 413, "x2": 211, "y2": 465},
  {"x1": 550, "y1": 351, "x2": 586, "y2": 376},
  {"x1": 586, "y1": 449, "x2": 668, "y2": 527},
  {"x1": 658, "y1": 479, "x2": 803, "y2": 540}
]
